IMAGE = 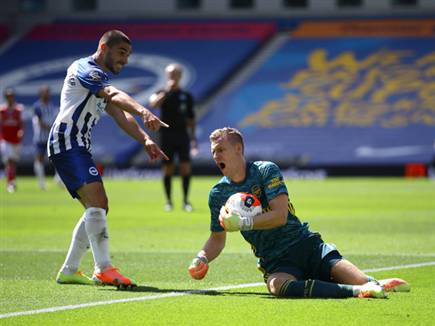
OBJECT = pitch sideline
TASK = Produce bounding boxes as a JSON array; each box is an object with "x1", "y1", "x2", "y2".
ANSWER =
[{"x1": 1, "y1": 261, "x2": 434, "y2": 319}]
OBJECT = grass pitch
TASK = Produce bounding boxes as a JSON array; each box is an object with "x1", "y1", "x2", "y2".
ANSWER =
[{"x1": 1, "y1": 176, "x2": 434, "y2": 325}]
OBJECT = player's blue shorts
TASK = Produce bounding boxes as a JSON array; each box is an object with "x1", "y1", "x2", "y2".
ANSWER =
[
  {"x1": 49, "y1": 147, "x2": 102, "y2": 199},
  {"x1": 34, "y1": 142, "x2": 46, "y2": 156},
  {"x1": 258, "y1": 233, "x2": 343, "y2": 283}
]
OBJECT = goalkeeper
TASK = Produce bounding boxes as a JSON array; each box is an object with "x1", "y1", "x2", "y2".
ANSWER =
[{"x1": 188, "y1": 127, "x2": 410, "y2": 299}]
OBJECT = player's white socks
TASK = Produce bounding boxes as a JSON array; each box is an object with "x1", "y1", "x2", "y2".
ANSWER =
[
  {"x1": 61, "y1": 214, "x2": 90, "y2": 274},
  {"x1": 351, "y1": 276, "x2": 378, "y2": 296},
  {"x1": 84, "y1": 207, "x2": 111, "y2": 272},
  {"x1": 33, "y1": 160, "x2": 45, "y2": 189},
  {"x1": 352, "y1": 285, "x2": 362, "y2": 296}
]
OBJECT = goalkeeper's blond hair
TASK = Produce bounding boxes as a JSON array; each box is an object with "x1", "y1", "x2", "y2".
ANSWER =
[{"x1": 209, "y1": 127, "x2": 244, "y2": 154}]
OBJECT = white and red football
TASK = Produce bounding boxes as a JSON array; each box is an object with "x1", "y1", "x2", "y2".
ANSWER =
[{"x1": 224, "y1": 192, "x2": 262, "y2": 218}]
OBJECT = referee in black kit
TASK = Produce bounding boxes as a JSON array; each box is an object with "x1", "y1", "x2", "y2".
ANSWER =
[{"x1": 149, "y1": 63, "x2": 197, "y2": 212}]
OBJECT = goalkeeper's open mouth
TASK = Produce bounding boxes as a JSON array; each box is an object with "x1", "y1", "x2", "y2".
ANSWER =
[{"x1": 218, "y1": 162, "x2": 226, "y2": 171}]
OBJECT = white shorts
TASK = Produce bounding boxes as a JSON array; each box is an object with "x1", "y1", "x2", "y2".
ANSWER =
[{"x1": 0, "y1": 140, "x2": 21, "y2": 164}]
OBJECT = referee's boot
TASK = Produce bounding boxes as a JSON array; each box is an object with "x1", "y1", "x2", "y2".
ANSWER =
[
  {"x1": 164, "y1": 201, "x2": 173, "y2": 212},
  {"x1": 183, "y1": 201, "x2": 193, "y2": 212}
]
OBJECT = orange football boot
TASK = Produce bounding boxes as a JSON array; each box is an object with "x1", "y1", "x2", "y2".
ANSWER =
[
  {"x1": 378, "y1": 278, "x2": 410, "y2": 292},
  {"x1": 93, "y1": 266, "x2": 137, "y2": 289}
]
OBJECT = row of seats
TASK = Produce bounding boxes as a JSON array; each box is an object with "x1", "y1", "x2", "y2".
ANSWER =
[{"x1": 1, "y1": 19, "x2": 433, "y2": 166}]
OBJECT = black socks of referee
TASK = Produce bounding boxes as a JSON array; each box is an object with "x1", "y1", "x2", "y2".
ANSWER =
[
  {"x1": 163, "y1": 175, "x2": 190, "y2": 204},
  {"x1": 163, "y1": 176, "x2": 171, "y2": 203},
  {"x1": 279, "y1": 279, "x2": 354, "y2": 298},
  {"x1": 182, "y1": 175, "x2": 190, "y2": 204}
]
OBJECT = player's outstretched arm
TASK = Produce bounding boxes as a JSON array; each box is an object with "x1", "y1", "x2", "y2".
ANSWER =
[
  {"x1": 106, "y1": 104, "x2": 168, "y2": 161},
  {"x1": 148, "y1": 91, "x2": 166, "y2": 108},
  {"x1": 188, "y1": 231, "x2": 226, "y2": 280},
  {"x1": 99, "y1": 86, "x2": 169, "y2": 132}
]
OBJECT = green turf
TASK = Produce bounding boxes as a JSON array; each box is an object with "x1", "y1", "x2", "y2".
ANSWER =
[{"x1": 1, "y1": 176, "x2": 434, "y2": 325}]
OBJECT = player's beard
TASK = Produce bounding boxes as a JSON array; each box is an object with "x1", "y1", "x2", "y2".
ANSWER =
[{"x1": 104, "y1": 53, "x2": 122, "y2": 75}]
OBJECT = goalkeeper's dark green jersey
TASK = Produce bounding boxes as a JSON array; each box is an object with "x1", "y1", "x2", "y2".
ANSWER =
[{"x1": 209, "y1": 161, "x2": 313, "y2": 264}]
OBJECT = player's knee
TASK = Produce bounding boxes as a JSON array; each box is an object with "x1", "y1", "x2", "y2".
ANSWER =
[
  {"x1": 78, "y1": 182, "x2": 108, "y2": 210},
  {"x1": 267, "y1": 277, "x2": 283, "y2": 296},
  {"x1": 97, "y1": 195, "x2": 108, "y2": 212}
]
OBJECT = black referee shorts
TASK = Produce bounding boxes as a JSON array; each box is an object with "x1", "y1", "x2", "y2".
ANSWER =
[{"x1": 161, "y1": 132, "x2": 191, "y2": 163}]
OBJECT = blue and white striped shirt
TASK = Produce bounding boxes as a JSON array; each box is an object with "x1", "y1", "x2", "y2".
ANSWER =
[{"x1": 48, "y1": 56, "x2": 110, "y2": 157}]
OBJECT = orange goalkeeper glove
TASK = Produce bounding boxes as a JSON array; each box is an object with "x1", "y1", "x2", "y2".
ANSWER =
[{"x1": 188, "y1": 256, "x2": 208, "y2": 280}]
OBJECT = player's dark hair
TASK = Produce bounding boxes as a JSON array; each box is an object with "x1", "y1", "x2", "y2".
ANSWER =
[
  {"x1": 209, "y1": 127, "x2": 244, "y2": 154},
  {"x1": 99, "y1": 30, "x2": 131, "y2": 48}
]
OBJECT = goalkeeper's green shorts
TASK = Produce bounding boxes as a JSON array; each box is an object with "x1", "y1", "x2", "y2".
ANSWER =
[{"x1": 258, "y1": 233, "x2": 343, "y2": 283}]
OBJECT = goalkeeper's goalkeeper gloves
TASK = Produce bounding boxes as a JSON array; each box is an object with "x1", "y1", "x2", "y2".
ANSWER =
[
  {"x1": 219, "y1": 206, "x2": 254, "y2": 232},
  {"x1": 188, "y1": 255, "x2": 209, "y2": 280}
]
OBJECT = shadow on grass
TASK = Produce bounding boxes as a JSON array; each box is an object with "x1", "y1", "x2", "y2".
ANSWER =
[
  {"x1": 99, "y1": 285, "x2": 269, "y2": 298},
  {"x1": 98, "y1": 285, "x2": 222, "y2": 295},
  {"x1": 103, "y1": 286, "x2": 347, "y2": 300},
  {"x1": 218, "y1": 291, "x2": 270, "y2": 298}
]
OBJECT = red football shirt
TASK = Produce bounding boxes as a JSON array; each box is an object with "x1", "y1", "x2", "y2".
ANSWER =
[{"x1": 0, "y1": 103, "x2": 24, "y2": 144}]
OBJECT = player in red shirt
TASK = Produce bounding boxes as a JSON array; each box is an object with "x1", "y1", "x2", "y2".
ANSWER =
[{"x1": 0, "y1": 88, "x2": 24, "y2": 193}]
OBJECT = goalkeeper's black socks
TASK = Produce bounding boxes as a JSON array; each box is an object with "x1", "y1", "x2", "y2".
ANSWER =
[{"x1": 279, "y1": 279, "x2": 354, "y2": 298}]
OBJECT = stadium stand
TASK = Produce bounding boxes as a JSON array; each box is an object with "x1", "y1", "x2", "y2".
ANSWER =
[
  {"x1": 0, "y1": 21, "x2": 276, "y2": 166},
  {"x1": 199, "y1": 19, "x2": 435, "y2": 174},
  {"x1": 1, "y1": 17, "x2": 434, "y2": 176}
]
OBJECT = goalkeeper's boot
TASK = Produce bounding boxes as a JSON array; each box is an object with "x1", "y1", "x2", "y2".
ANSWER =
[
  {"x1": 93, "y1": 266, "x2": 137, "y2": 289},
  {"x1": 357, "y1": 283, "x2": 388, "y2": 299},
  {"x1": 378, "y1": 278, "x2": 410, "y2": 292},
  {"x1": 56, "y1": 270, "x2": 98, "y2": 285}
]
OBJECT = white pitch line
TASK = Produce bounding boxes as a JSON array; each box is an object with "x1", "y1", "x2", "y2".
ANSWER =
[
  {"x1": 363, "y1": 261, "x2": 435, "y2": 272},
  {"x1": 0, "y1": 282, "x2": 264, "y2": 319},
  {"x1": 1, "y1": 261, "x2": 434, "y2": 319}
]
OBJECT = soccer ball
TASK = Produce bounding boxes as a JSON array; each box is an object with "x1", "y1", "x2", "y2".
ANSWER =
[{"x1": 224, "y1": 192, "x2": 262, "y2": 218}]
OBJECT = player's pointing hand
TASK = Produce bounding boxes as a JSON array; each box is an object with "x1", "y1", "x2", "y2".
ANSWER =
[
  {"x1": 142, "y1": 110, "x2": 169, "y2": 132},
  {"x1": 144, "y1": 138, "x2": 169, "y2": 161}
]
